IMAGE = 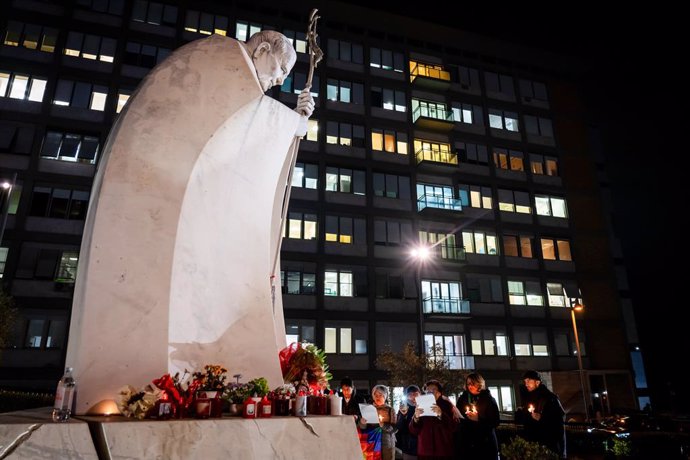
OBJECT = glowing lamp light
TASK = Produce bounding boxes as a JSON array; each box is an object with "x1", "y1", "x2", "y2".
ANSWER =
[
  {"x1": 89, "y1": 399, "x2": 120, "y2": 416},
  {"x1": 1, "y1": 182, "x2": 10, "y2": 189},
  {"x1": 410, "y1": 246, "x2": 430, "y2": 260}
]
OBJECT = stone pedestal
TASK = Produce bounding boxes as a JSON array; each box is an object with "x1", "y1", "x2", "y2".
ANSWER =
[
  {"x1": 0, "y1": 408, "x2": 97, "y2": 459},
  {"x1": 0, "y1": 408, "x2": 362, "y2": 459}
]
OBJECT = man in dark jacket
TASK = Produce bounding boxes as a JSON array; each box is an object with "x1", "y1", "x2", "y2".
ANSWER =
[
  {"x1": 515, "y1": 370, "x2": 566, "y2": 458},
  {"x1": 396, "y1": 384, "x2": 420, "y2": 460},
  {"x1": 340, "y1": 376, "x2": 366, "y2": 422}
]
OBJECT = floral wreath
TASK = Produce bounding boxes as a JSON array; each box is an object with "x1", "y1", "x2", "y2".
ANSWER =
[{"x1": 279, "y1": 342, "x2": 331, "y2": 394}]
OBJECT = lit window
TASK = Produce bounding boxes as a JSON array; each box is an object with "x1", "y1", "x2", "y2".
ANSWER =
[
  {"x1": 323, "y1": 325, "x2": 366, "y2": 354},
  {"x1": 371, "y1": 128, "x2": 407, "y2": 155},
  {"x1": 116, "y1": 91, "x2": 131, "y2": 113},
  {"x1": 324, "y1": 270, "x2": 353, "y2": 297},
  {"x1": 283, "y1": 212, "x2": 317, "y2": 240},
  {"x1": 327, "y1": 79, "x2": 364, "y2": 104},
  {"x1": 535, "y1": 196, "x2": 568, "y2": 218},
  {"x1": 546, "y1": 283, "x2": 566, "y2": 307},
  {"x1": 306, "y1": 119, "x2": 318, "y2": 142},
  {"x1": 488, "y1": 109, "x2": 519, "y2": 132},
  {"x1": 414, "y1": 139, "x2": 456, "y2": 165},
  {"x1": 0, "y1": 247, "x2": 8, "y2": 278},
  {"x1": 55, "y1": 251, "x2": 79, "y2": 283},
  {"x1": 471, "y1": 329, "x2": 509, "y2": 356},
  {"x1": 488, "y1": 386, "x2": 515, "y2": 412},
  {"x1": 292, "y1": 162, "x2": 318, "y2": 189},
  {"x1": 452, "y1": 103, "x2": 482, "y2": 125},
  {"x1": 541, "y1": 238, "x2": 572, "y2": 261},
  {"x1": 409, "y1": 61, "x2": 450, "y2": 81},
  {"x1": 421, "y1": 280, "x2": 464, "y2": 314},
  {"x1": 462, "y1": 230, "x2": 498, "y2": 255}
]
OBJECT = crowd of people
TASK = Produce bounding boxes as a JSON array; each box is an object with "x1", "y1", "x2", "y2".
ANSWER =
[{"x1": 339, "y1": 370, "x2": 566, "y2": 460}]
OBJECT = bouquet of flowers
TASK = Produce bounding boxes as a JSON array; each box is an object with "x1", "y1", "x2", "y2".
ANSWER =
[
  {"x1": 193, "y1": 365, "x2": 228, "y2": 392},
  {"x1": 279, "y1": 342, "x2": 331, "y2": 393},
  {"x1": 151, "y1": 371, "x2": 200, "y2": 413},
  {"x1": 224, "y1": 382, "x2": 251, "y2": 404},
  {"x1": 116, "y1": 384, "x2": 161, "y2": 419},
  {"x1": 270, "y1": 383, "x2": 296, "y2": 399}
]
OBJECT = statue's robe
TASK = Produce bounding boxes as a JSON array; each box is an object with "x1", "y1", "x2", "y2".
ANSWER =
[{"x1": 65, "y1": 35, "x2": 298, "y2": 414}]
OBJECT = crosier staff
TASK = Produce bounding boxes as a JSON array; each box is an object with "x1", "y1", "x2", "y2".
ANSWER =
[
  {"x1": 271, "y1": 9, "x2": 323, "y2": 313},
  {"x1": 305, "y1": 9, "x2": 323, "y2": 92}
]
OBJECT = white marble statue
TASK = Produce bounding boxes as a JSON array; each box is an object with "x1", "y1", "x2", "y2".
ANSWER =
[{"x1": 65, "y1": 31, "x2": 314, "y2": 414}]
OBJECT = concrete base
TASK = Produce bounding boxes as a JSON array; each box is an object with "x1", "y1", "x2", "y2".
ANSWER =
[
  {"x1": 0, "y1": 408, "x2": 362, "y2": 459},
  {"x1": 0, "y1": 408, "x2": 97, "y2": 459}
]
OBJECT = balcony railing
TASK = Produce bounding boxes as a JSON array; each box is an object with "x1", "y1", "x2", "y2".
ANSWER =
[
  {"x1": 429, "y1": 354, "x2": 475, "y2": 370},
  {"x1": 415, "y1": 147, "x2": 458, "y2": 165},
  {"x1": 410, "y1": 62, "x2": 451, "y2": 82},
  {"x1": 417, "y1": 194, "x2": 462, "y2": 212},
  {"x1": 412, "y1": 105, "x2": 454, "y2": 124},
  {"x1": 422, "y1": 297, "x2": 470, "y2": 314},
  {"x1": 432, "y1": 244, "x2": 466, "y2": 261}
]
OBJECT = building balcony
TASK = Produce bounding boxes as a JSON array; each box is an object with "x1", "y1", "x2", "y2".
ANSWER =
[
  {"x1": 417, "y1": 194, "x2": 462, "y2": 213},
  {"x1": 422, "y1": 297, "x2": 470, "y2": 315},
  {"x1": 412, "y1": 106, "x2": 454, "y2": 131},
  {"x1": 409, "y1": 61, "x2": 451, "y2": 91},
  {"x1": 430, "y1": 244, "x2": 466, "y2": 262},
  {"x1": 429, "y1": 354, "x2": 475, "y2": 370},
  {"x1": 415, "y1": 147, "x2": 458, "y2": 166}
]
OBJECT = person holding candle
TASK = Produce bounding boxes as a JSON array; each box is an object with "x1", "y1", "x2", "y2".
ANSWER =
[
  {"x1": 515, "y1": 370, "x2": 566, "y2": 458},
  {"x1": 396, "y1": 384, "x2": 420, "y2": 460},
  {"x1": 455, "y1": 372, "x2": 500, "y2": 459},
  {"x1": 358, "y1": 385, "x2": 397, "y2": 460}
]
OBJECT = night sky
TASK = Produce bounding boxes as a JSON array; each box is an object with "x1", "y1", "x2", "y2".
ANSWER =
[{"x1": 342, "y1": 3, "x2": 686, "y2": 412}]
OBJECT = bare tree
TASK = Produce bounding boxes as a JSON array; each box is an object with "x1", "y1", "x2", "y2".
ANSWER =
[{"x1": 375, "y1": 341, "x2": 466, "y2": 396}]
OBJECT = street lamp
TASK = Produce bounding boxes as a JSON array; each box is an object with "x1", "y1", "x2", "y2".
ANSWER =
[
  {"x1": 565, "y1": 288, "x2": 588, "y2": 422},
  {"x1": 0, "y1": 173, "x2": 17, "y2": 249},
  {"x1": 410, "y1": 244, "x2": 431, "y2": 355}
]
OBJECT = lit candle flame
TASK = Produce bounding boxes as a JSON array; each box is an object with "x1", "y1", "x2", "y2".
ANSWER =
[{"x1": 528, "y1": 404, "x2": 535, "y2": 413}]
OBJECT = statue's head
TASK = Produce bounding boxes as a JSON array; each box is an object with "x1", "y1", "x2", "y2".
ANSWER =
[{"x1": 246, "y1": 30, "x2": 297, "y2": 92}]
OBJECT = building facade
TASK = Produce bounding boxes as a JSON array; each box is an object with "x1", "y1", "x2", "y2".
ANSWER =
[{"x1": 0, "y1": 0, "x2": 645, "y2": 416}]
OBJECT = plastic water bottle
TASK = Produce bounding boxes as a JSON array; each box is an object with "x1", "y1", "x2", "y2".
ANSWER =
[{"x1": 52, "y1": 367, "x2": 76, "y2": 422}]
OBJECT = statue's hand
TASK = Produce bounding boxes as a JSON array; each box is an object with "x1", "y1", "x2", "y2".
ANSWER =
[{"x1": 295, "y1": 87, "x2": 315, "y2": 118}]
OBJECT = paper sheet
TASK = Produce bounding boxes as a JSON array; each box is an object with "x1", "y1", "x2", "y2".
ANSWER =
[
  {"x1": 359, "y1": 404, "x2": 379, "y2": 423},
  {"x1": 415, "y1": 394, "x2": 437, "y2": 416}
]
